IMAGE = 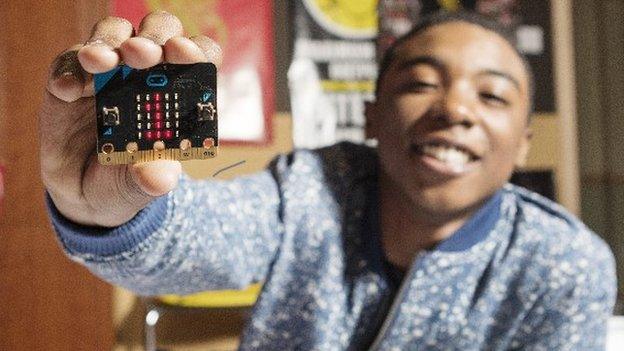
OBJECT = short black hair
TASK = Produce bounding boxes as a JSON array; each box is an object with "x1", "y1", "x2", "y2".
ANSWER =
[{"x1": 375, "y1": 10, "x2": 534, "y2": 114}]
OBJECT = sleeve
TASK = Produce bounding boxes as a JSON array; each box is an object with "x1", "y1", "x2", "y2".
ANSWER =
[
  {"x1": 509, "y1": 237, "x2": 617, "y2": 351},
  {"x1": 47, "y1": 164, "x2": 285, "y2": 297}
]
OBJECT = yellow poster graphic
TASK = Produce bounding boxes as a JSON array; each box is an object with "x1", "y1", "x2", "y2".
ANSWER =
[{"x1": 302, "y1": 0, "x2": 379, "y2": 39}]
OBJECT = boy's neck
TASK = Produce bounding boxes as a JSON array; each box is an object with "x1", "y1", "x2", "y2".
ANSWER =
[{"x1": 378, "y1": 173, "x2": 477, "y2": 270}]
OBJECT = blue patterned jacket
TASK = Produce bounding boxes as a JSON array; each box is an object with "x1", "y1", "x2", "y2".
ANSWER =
[{"x1": 48, "y1": 142, "x2": 617, "y2": 350}]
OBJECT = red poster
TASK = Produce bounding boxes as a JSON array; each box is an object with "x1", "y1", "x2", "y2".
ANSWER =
[{"x1": 112, "y1": 0, "x2": 274, "y2": 144}]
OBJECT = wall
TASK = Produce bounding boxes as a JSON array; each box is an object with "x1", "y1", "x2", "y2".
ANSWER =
[
  {"x1": 0, "y1": 1, "x2": 114, "y2": 350},
  {"x1": 574, "y1": 0, "x2": 624, "y2": 308}
]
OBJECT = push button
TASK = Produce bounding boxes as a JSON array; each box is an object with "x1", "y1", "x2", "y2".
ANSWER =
[
  {"x1": 197, "y1": 102, "x2": 216, "y2": 121},
  {"x1": 102, "y1": 107, "x2": 120, "y2": 126}
]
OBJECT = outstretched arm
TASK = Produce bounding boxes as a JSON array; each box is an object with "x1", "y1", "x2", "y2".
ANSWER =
[{"x1": 49, "y1": 171, "x2": 284, "y2": 296}]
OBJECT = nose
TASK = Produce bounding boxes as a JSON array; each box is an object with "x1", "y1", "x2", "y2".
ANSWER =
[{"x1": 433, "y1": 84, "x2": 476, "y2": 127}]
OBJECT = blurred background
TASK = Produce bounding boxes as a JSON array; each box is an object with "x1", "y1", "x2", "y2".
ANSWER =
[{"x1": 0, "y1": 0, "x2": 622, "y2": 350}]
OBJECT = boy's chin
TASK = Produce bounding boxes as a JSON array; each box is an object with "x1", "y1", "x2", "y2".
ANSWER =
[{"x1": 407, "y1": 184, "x2": 499, "y2": 220}]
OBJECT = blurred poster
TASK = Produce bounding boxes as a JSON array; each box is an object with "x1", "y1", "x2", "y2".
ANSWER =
[
  {"x1": 113, "y1": 0, "x2": 274, "y2": 144},
  {"x1": 378, "y1": 0, "x2": 555, "y2": 112},
  {"x1": 290, "y1": 0, "x2": 554, "y2": 149},
  {"x1": 289, "y1": 0, "x2": 378, "y2": 148}
]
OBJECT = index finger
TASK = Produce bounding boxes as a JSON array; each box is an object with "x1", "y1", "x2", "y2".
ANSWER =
[
  {"x1": 120, "y1": 11, "x2": 184, "y2": 69},
  {"x1": 78, "y1": 16, "x2": 134, "y2": 73},
  {"x1": 137, "y1": 11, "x2": 184, "y2": 45}
]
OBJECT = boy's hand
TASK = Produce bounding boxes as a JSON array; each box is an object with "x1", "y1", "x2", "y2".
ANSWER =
[{"x1": 40, "y1": 11, "x2": 222, "y2": 227}]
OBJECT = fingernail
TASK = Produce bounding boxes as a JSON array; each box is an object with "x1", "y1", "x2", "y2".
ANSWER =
[
  {"x1": 52, "y1": 51, "x2": 85, "y2": 83},
  {"x1": 84, "y1": 39, "x2": 112, "y2": 48}
]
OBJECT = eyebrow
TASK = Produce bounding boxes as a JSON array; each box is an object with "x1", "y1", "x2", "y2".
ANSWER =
[
  {"x1": 397, "y1": 55, "x2": 445, "y2": 72},
  {"x1": 397, "y1": 55, "x2": 522, "y2": 91}
]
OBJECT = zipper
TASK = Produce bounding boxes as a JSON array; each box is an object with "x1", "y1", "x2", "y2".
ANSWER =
[{"x1": 368, "y1": 252, "x2": 425, "y2": 350}]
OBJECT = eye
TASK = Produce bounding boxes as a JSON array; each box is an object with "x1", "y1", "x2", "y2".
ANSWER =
[{"x1": 479, "y1": 92, "x2": 510, "y2": 106}]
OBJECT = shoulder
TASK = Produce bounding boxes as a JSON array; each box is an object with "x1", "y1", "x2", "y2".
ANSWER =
[
  {"x1": 503, "y1": 184, "x2": 612, "y2": 260},
  {"x1": 501, "y1": 184, "x2": 616, "y2": 297},
  {"x1": 500, "y1": 186, "x2": 617, "y2": 349}
]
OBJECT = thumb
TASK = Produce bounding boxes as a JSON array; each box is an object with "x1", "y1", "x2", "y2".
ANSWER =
[
  {"x1": 46, "y1": 45, "x2": 89, "y2": 103},
  {"x1": 129, "y1": 160, "x2": 183, "y2": 197}
]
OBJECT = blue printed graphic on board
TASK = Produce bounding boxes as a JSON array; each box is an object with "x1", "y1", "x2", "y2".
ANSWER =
[
  {"x1": 122, "y1": 65, "x2": 133, "y2": 79},
  {"x1": 103, "y1": 127, "x2": 113, "y2": 136},
  {"x1": 94, "y1": 67, "x2": 120, "y2": 94},
  {"x1": 202, "y1": 91, "x2": 213, "y2": 102},
  {"x1": 146, "y1": 73, "x2": 168, "y2": 87},
  {"x1": 95, "y1": 66, "x2": 135, "y2": 93}
]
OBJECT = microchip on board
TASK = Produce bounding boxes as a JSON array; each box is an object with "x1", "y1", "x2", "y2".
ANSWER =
[{"x1": 94, "y1": 63, "x2": 218, "y2": 165}]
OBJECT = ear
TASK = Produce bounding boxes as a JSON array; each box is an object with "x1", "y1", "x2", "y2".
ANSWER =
[
  {"x1": 364, "y1": 100, "x2": 377, "y2": 140},
  {"x1": 514, "y1": 127, "x2": 533, "y2": 168}
]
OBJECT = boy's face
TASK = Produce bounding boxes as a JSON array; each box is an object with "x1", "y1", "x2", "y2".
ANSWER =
[{"x1": 367, "y1": 21, "x2": 531, "y2": 218}]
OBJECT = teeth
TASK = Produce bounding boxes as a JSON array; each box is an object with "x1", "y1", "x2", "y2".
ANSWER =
[{"x1": 421, "y1": 144, "x2": 471, "y2": 170}]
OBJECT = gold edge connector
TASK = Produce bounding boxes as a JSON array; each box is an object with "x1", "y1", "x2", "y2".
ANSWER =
[{"x1": 98, "y1": 146, "x2": 218, "y2": 165}]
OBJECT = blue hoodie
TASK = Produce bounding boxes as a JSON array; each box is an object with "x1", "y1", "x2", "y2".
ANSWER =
[{"x1": 48, "y1": 142, "x2": 616, "y2": 350}]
